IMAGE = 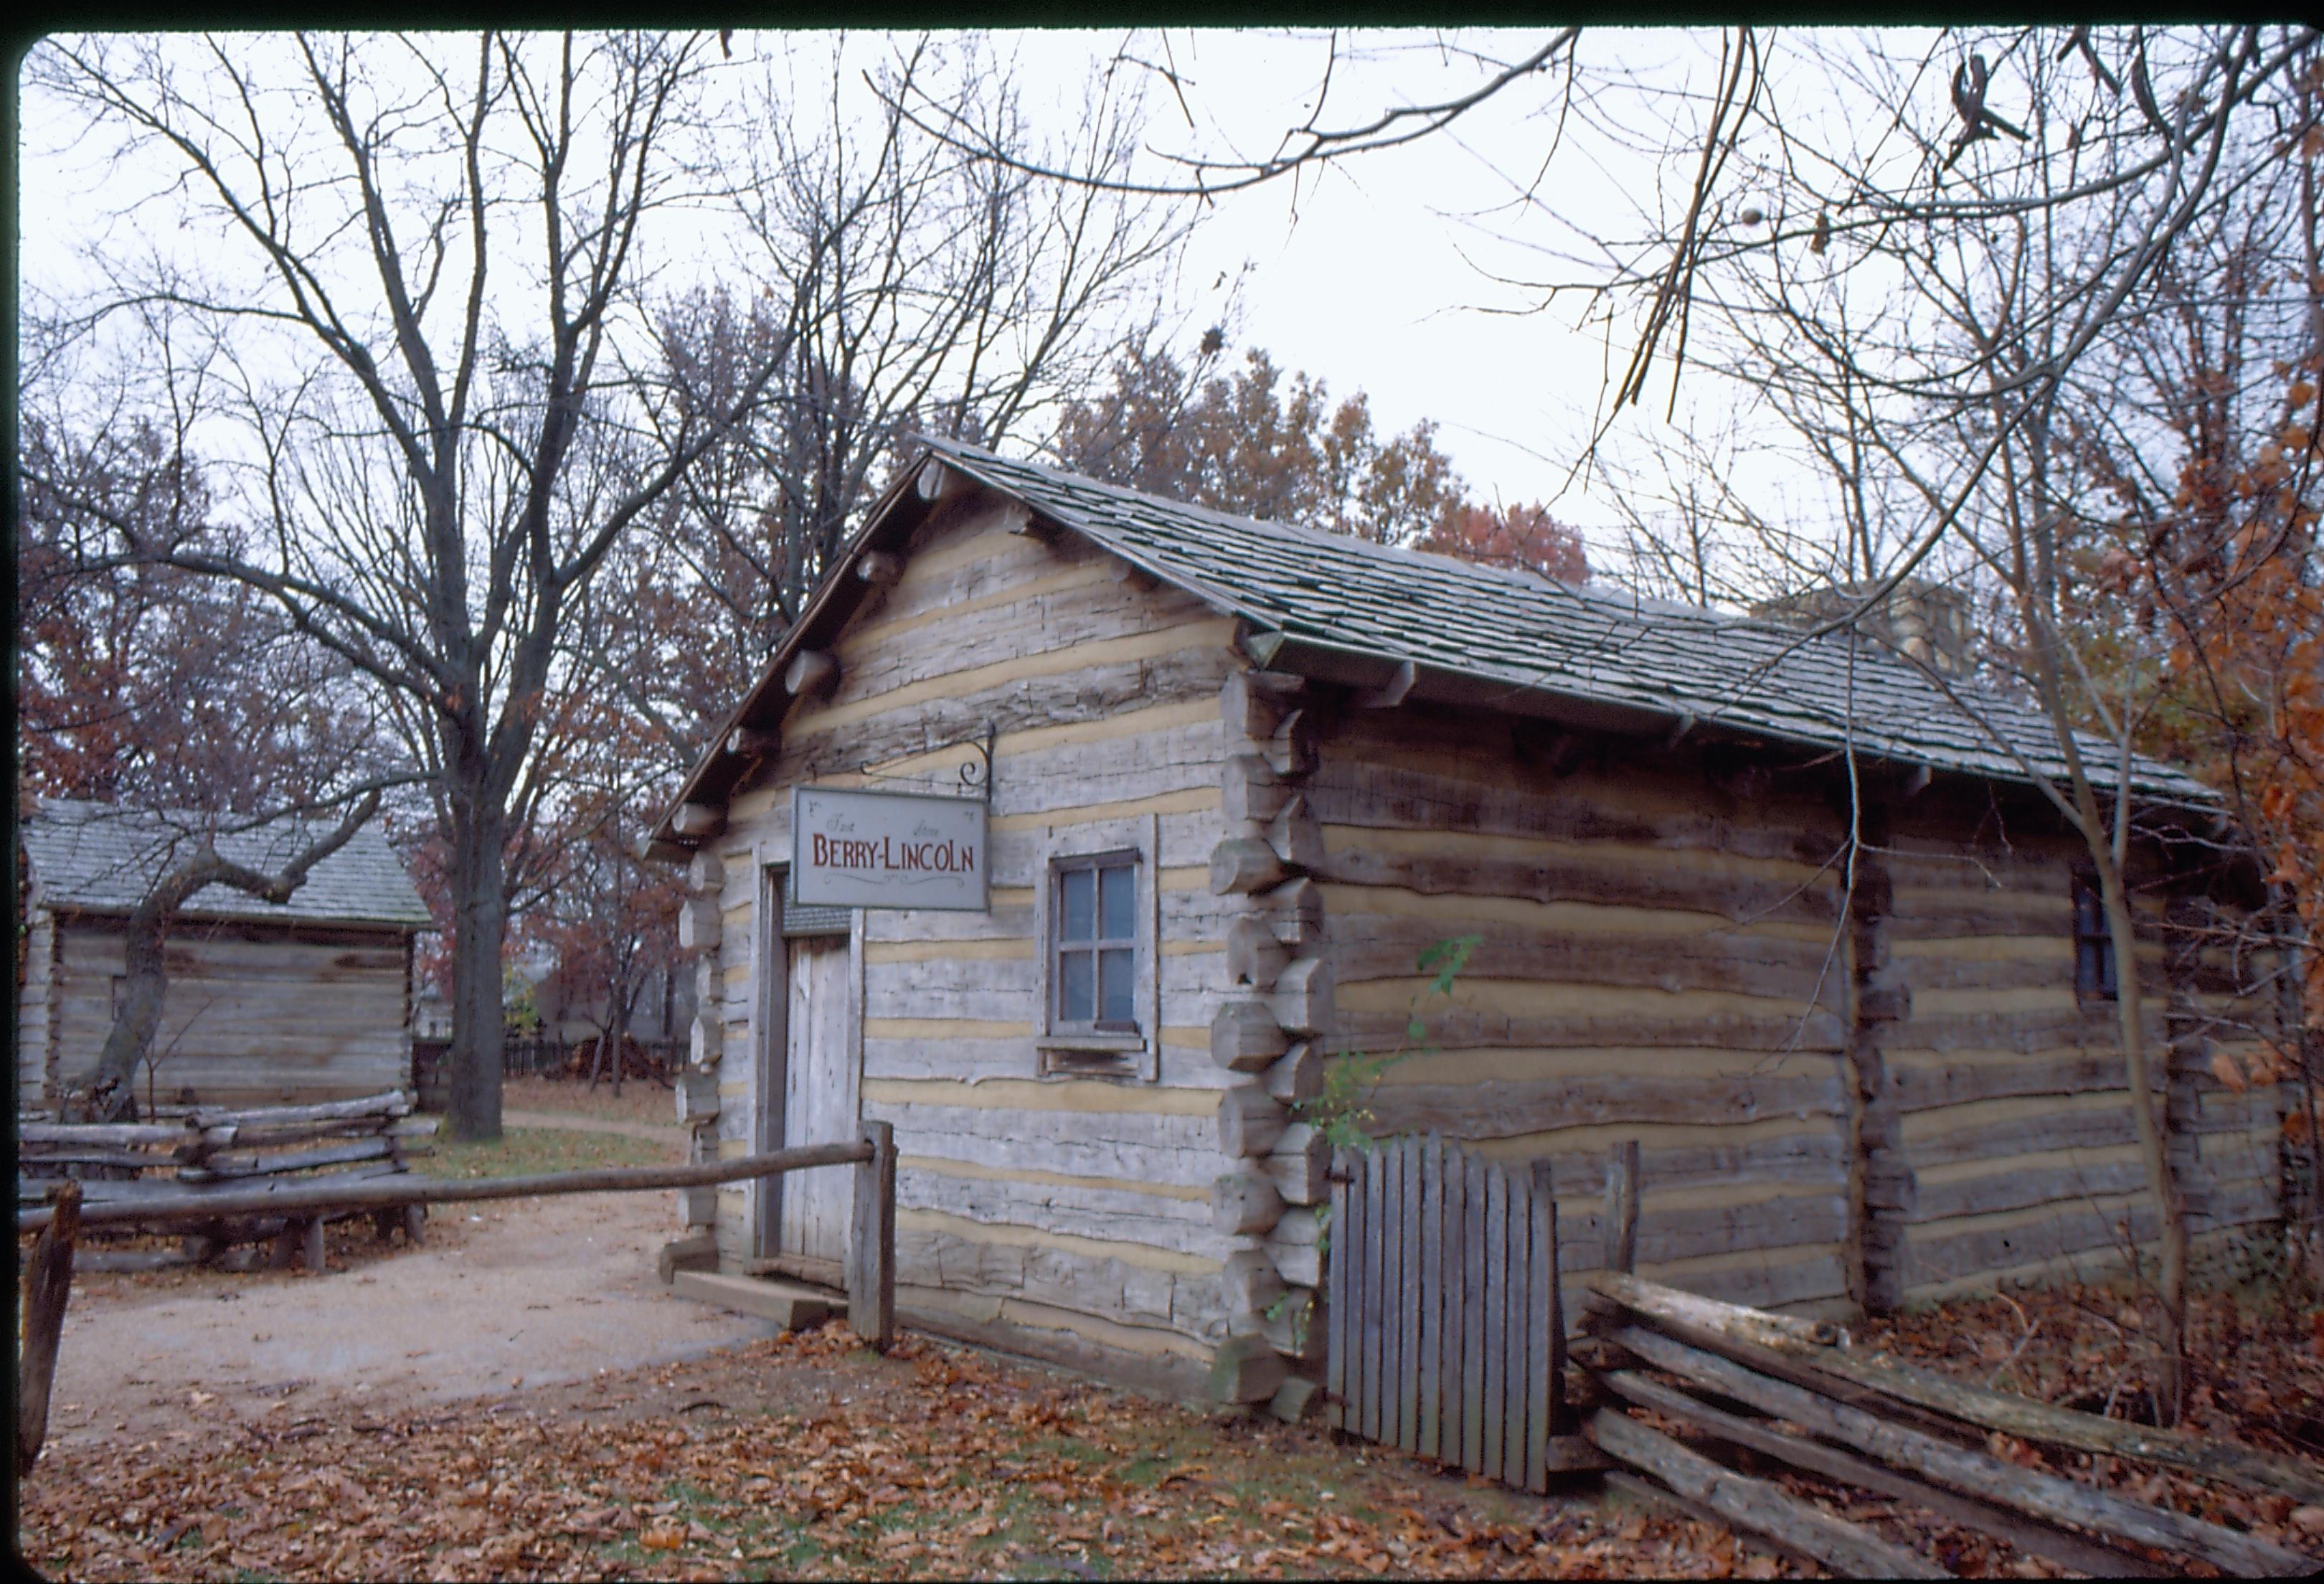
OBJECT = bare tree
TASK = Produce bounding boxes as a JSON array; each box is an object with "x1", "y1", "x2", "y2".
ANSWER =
[
  {"x1": 634, "y1": 38, "x2": 1188, "y2": 686},
  {"x1": 1579, "y1": 27, "x2": 2321, "y2": 1418},
  {"x1": 25, "y1": 32, "x2": 798, "y2": 1139}
]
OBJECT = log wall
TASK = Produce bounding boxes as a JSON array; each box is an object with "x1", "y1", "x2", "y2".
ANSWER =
[
  {"x1": 1879, "y1": 814, "x2": 2283, "y2": 1300},
  {"x1": 1308, "y1": 707, "x2": 1861, "y2": 1324},
  {"x1": 689, "y1": 500, "x2": 1252, "y2": 1400},
  {"x1": 669, "y1": 486, "x2": 2287, "y2": 1395},
  {"x1": 16, "y1": 908, "x2": 59, "y2": 1106},
  {"x1": 33, "y1": 919, "x2": 415, "y2": 1109}
]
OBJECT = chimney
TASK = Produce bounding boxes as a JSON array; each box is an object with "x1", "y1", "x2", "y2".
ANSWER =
[{"x1": 1751, "y1": 579, "x2": 1972, "y2": 679}]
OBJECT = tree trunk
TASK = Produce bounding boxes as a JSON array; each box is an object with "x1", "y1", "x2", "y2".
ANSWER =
[
  {"x1": 606, "y1": 972, "x2": 633, "y2": 1098},
  {"x1": 90, "y1": 900, "x2": 174, "y2": 1123},
  {"x1": 85, "y1": 794, "x2": 384, "y2": 1125},
  {"x1": 2095, "y1": 859, "x2": 2188, "y2": 1425},
  {"x1": 445, "y1": 800, "x2": 506, "y2": 1143}
]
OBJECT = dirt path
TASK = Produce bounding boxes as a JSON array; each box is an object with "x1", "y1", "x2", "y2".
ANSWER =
[{"x1": 42, "y1": 1189, "x2": 773, "y2": 1451}]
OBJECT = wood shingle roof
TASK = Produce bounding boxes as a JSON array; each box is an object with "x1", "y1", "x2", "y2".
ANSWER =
[
  {"x1": 22, "y1": 799, "x2": 432, "y2": 929},
  {"x1": 658, "y1": 439, "x2": 2216, "y2": 837},
  {"x1": 918, "y1": 438, "x2": 2215, "y2": 809}
]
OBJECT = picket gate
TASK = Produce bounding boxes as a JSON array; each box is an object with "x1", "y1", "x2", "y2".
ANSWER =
[{"x1": 1326, "y1": 1133, "x2": 1566, "y2": 1492}]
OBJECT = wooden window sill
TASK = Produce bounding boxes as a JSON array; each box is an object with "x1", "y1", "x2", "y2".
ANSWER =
[
  {"x1": 1036, "y1": 1032, "x2": 1147, "y2": 1053},
  {"x1": 1036, "y1": 1036, "x2": 1156, "y2": 1083}
]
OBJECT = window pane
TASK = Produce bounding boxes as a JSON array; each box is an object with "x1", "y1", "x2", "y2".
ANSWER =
[
  {"x1": 1099, "y1": 948, "x2": 1135, "y2": 1024},
  {"x1": 1059, "y1": 950, "x2": 1093, "y2": 1023},
  {"x1": 1100, "y1": 862, "x2": 1135, "y2": 941},
  {"x1": 1060, "y1": 868, "x2": 1094, "y2": 941}
]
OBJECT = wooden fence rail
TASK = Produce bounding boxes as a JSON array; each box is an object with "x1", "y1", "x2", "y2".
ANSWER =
[
  {"x1": 1578, "y1": 1270, "x2": 2321, "y2": 1577},
  {"x1": 18, "y1": 1138, "x2": 872, "y2": 1232},
  {"x1": 16, "y1": 1124, "x2": 898, "y2": 1476},
  {"x1": 18, "y1": 1089, "x2": 438, "y2": 1270}
]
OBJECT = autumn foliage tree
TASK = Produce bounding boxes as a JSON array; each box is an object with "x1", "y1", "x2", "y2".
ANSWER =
[
  {"x1": 16, "y1": 419, "x2": 392, "y2": 816},
  {"x1": 1421, "y1": 500, "x2": 1589, "y2": 585},
  {"x1": 16, "y1": 416, "x2": 409, "y2": 1120},
  {"x1": 2171, "y1": 372, "x2": 2323, "y2": 1146},
  {"x1": 2089, "y1": 358, "x2": 2324, "y2": 1194},
  {"x1": 2026, "y1": 62, "x2": 2324, "y2": 1225},
  {"x1": 1054, "y1": 334, "x2": 1587, "y2": 579}
]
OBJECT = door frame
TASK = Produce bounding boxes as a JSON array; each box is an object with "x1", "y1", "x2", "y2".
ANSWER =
[
  {"x1": 752, "y1": 864, "x2": 788, "y2": 1262},
  {"x1": 751, "y1": 863, "x2": 866, "y2": 1264}
]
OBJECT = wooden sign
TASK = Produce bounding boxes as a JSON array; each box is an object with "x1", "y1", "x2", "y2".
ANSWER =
[{"x1": 790, "y1": 786, "x2": 988, "y2": 911}]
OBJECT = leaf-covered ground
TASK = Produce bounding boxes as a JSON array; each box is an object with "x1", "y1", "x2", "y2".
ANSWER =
[
  {"x1": 17, "y1": 1322, "x2": 1742, "y2": 1582},
  {"x1": 19, "y1": 1238, "x2": 2324, "y2": 1580}
]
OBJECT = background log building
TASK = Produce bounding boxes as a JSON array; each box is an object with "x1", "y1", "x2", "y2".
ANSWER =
[
  {"x1": 650, "y1": 438, "x2": 2287, "y2": 1403},
  {"x1": 16, "y1": 799, "x2": 430, "y2": 1113}
]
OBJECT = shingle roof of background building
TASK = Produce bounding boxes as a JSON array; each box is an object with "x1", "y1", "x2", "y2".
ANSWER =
[
  {"x1": 919, "y1": 438, "x2": 2215, "y2": 808},
  {"x1": 22, "y1": 800, "x2": 432, "y2": 928}
]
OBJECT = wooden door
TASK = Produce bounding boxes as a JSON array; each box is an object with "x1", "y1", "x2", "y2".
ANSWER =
[{"x1": 777, "y1": 934, "x2": 858, "y2": 1265}]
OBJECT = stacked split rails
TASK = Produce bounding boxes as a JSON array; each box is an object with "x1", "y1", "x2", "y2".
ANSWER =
[
  {"x1": 1325, "y1": 1136, "x2": 1587, "y2": 1491},
  {"x1": 15, "y1": 1090, "x2": 438, "y2": 1271},
  {"x1": 17, "y1": 1129, "x2": 900, "y2": 1474},
  {"x1": 1206, "y1": 667, "x2": 1336, "y2": 1408},
  {"x1": 1575, "y1": 1270, "x2": 2323, "y2": 1578}
]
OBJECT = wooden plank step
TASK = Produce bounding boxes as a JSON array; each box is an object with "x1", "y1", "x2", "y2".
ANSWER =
[{"x1": 671, "y1": 1270, "x2": 836, "y2": 1330}]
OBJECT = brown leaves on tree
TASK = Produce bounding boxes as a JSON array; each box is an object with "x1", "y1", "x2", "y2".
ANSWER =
[
  {"x1": 1421, "y1": 500, "x2": 1589, "y2": 585},
  {"x1": 1054, "y1": 338, "x2": 1587, "y2": 581}
]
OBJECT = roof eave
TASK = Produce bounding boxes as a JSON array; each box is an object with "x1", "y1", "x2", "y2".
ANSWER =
[
  {"x1": 650, "y1": 444, "x2": 993, "y2": 848},
  {"x1": 1247, "y1": 628, "x2": 2221, "y2": 819}
]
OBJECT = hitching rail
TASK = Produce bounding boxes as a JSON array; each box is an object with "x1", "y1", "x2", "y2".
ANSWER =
[
  {"x1": 16, "y1": 1125, "x2": 899, "y2": 1477},
  {"x1": 17, "y1": 1138, "x2": 871, "y2": 1230}
]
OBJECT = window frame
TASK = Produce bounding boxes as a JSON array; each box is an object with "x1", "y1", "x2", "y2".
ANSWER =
[
  {"x1": 1032, "y1": 814, "x2": 1161, "y2": 1083},
  {"x1": 2071, "y1": 870, "x2": 2117, "y2": 1003},
  {"x1": 1049, "y1": 847, "x2": 1141, "y2": 1036}
]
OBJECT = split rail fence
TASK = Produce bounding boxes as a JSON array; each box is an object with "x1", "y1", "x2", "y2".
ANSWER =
[
  {"x1": 17, "y1": 1090, "x2": 438, "y2": 1271},
  {"x1": 1576, "y1": 1270, "x2": 2323, "y2": 1578},
  {"x1": 1325, "y1": 1132, "x2": 2320, "y2": 1576}
]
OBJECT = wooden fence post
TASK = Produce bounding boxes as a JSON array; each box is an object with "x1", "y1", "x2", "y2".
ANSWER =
[
  {"x1": 17, "y1": 1179, "x2": 81, "y2": 1476},
  {"x1": 1531, "y1": 1158, "x2": 1568, "y2": 1443},
  {"x1": 1605, "y1": 1139, "x2": 1640, "y2": 1276},
  {"x1": 850, "y1": 1119, "x2": 896, "y2": 1352}
]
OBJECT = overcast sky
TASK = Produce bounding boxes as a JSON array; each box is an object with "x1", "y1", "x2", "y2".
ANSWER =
[
  {"x1": 999, "y1": 27, "x2": 1696, "y2": 528},
  {"x1": 14, "y1": 27, "x2": 1934, "y2": 559}
]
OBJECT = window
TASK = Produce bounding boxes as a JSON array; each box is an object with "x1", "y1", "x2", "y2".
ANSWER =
[
  {"x1": 1052, "y1": 852, "x2": 1139, "y2": 1032},
  {"x1": 2072, "y1": 873, "x2": 2117, "y2": 1001},
  {"x1": 1034, "y1": 815, "x2": 1161, "y2": 1082}
]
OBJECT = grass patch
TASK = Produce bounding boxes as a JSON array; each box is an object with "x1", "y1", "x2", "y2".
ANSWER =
[{"x1": 418, "y1": 1126, "x2": 678, "y2": 1180}]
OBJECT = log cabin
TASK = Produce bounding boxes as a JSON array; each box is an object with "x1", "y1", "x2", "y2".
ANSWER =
[
  {"x1": 16, "y1": 799, "x2": 431, "y2": 1113},
  {"x1": 646, "y1": 438, "x2": 2288, "y2": 1405}
]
